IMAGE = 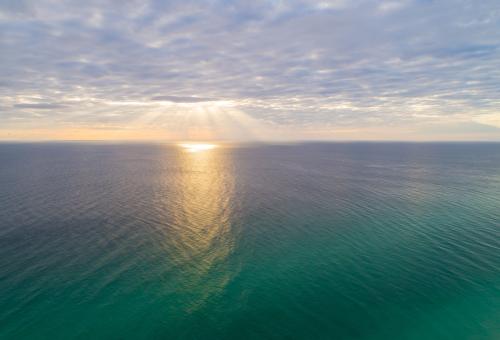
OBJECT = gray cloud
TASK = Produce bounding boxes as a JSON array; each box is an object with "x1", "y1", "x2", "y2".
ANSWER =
[
  {"x1": 151, "y1": 95, "x2": 219, "y2": 103},
  {"x1": 0, "y1": 0, "x2": 499, "y2": 139},
  {"x1": 422, "y1": 121, "x2": 500, "y2": 135},
  {"x1": 13, "y1": 103, "x2": 68, "y2": 109}
]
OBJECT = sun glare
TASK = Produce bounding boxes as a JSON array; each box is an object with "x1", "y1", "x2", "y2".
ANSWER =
[{"x1": 179, "y1": 143, "x2": 217, "y2": 152}]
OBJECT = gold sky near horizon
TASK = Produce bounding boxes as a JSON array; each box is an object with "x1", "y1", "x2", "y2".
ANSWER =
[{"x1": 2, "y1": 124, "x2": 500, "y2": 142}]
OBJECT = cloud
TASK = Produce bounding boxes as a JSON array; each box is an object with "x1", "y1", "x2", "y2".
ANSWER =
[
  {"x1": 151, "y1": 96, "x2": 219, "y2": 103},
  {"x1": 13, "y1": 103, "x2": 68, "y2": 109},
  {"x1": 422, "y1": 121, "x2": 500, "y2": 135},
  {"x1": 377, "y1": 1, "x2": 408, "y2": 13},
  {"x1": 0, "y1": 0, "x2": 499, "y2": 140}
]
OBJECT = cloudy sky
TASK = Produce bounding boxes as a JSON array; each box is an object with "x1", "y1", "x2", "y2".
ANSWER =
[{"x1": 1, "y1": 0, "x2": 499, "y2": 141}]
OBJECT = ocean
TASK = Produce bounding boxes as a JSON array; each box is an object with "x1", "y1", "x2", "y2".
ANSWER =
[{"x1": 0, "y1": 142, "x2": 499, "y2": 339}]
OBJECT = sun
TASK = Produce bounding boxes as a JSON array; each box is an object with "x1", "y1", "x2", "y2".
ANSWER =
[{"x1": 178, "y1": 143, "x2": 217, "y2": 153}]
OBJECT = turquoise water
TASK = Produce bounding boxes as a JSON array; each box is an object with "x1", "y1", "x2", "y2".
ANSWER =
[{"x1": 0, "y1": 142, "x2": 499, "y2": 339}]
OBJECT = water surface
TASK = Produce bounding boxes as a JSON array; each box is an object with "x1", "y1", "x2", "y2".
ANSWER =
[{"x1": 0, "y1": 142, "x2": 499, "y2": 339}]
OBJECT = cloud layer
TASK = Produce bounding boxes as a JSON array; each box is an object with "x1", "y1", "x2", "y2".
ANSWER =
[{"x1": 1, "y1": 0, "x2": 499, "y2": 140}]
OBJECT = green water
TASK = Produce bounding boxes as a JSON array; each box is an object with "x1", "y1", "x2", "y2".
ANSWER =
[{"x1": 0, "y1": 143, "x2": 499, "y2": 339}]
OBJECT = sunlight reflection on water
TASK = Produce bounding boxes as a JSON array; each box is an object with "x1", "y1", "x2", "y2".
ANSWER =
[{"x1": 167, "y1": 145, "x2": 236, "y2": 311}]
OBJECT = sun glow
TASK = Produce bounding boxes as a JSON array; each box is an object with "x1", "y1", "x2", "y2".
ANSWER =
[{"x1": 179, "y1": 143, "x2": 217, "y2": 152}]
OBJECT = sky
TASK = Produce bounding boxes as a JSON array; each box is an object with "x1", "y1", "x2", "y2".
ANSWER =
[{"x1": 1, "y1": 0, "x2": 499, "y2": 141}]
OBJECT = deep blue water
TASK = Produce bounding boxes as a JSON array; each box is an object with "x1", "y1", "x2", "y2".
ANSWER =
[{"x1": 0, "y1": 142, "x2": 499, "y2": 339}]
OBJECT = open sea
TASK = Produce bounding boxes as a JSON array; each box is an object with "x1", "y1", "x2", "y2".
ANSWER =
[{"x1": 0, "y1": 142, "x2": 499, "y2": 339}]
